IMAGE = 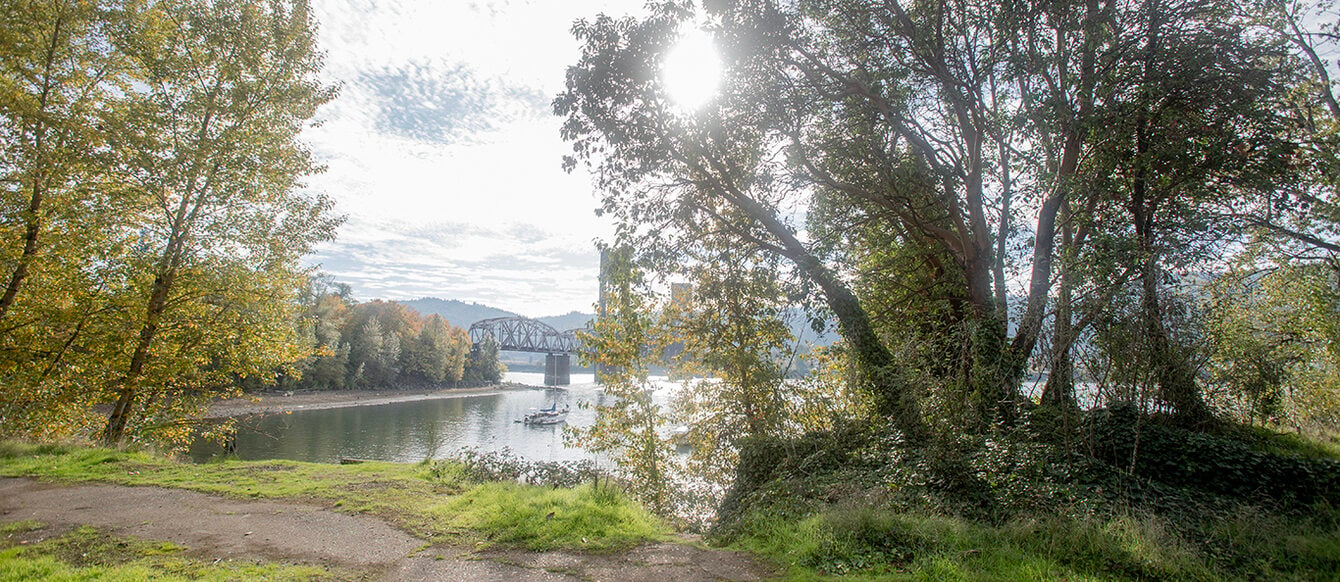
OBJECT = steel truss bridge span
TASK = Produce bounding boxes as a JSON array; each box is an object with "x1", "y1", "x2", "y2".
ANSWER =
[
  {"x1": 468, "y1": 317, "x2": 582, "y2": 386},
  {"x1": 467, "y1": 317, "x2": 579, "y2": 355}
]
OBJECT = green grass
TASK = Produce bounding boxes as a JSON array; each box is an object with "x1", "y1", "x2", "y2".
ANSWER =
[
  {"x1": 0, "y1": 520, "x2": 44, "y2": 535},
  {"x1": 1235, "y1": 424, "x2": 1340, "y2": 460},
  {"x1": 0, "y1": 524, "x2": 345, "y2": 581},
  {"x1": 727, "y1": 499, "x2": 1340, "y2": 581},
  {"x1": 438, "y1": 481, "x2": 666, "y2": 551},
  {"x1": 0, "y1": 441, "x2": 669, "y2": 552}
]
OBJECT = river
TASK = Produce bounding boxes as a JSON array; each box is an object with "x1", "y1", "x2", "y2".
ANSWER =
[{"x1": 189, "y1": 372, "x2": 675, "y2": 464}]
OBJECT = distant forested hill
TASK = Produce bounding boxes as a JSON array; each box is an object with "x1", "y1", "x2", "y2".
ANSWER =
[
  {"x1": 536, "y1": 311, "x2": 595, "y2": 332},
  {"x1": 398, "y1": 298, "x2": 517, "y2": 330},
  {"x1": 398, "y1": 298, "x2": 595, "y2": 332}
]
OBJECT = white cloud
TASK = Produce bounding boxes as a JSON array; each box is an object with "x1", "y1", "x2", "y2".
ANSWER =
[{"x1": 300, "y1": 0, "x2": 642, "y2": 316}]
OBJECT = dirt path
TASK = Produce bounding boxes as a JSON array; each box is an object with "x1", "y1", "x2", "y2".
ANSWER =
[{"x1": 0, "y1": 478, "x2": 774, "y2": 581}]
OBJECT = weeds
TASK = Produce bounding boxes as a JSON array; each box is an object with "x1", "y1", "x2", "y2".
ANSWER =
[{"x1": 448, "y1": 446, "x2": 602, "y2": 488}]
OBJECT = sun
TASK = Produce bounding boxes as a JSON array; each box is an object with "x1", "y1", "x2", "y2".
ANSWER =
[{"x1": 661, "y1": 29, "x2": 722, "y2": 111}]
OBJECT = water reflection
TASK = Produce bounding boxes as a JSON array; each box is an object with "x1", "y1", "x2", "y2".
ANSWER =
[{"x1": 191, "y1": 372, "x2": 613, "y2": 464}]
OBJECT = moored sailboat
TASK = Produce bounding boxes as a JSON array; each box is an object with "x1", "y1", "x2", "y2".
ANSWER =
[{"x1": 523, "y1": 403, "x2": 569, "y2": 425}]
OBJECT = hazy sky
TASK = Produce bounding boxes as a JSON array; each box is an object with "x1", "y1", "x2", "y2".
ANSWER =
[{"x1": 302, "y1": 0, "x2": 647, "y2": 317}]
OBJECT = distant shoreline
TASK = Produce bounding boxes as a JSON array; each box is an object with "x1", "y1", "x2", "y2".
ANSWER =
[{"x1": 204, "y1": 383, "x2": 537, "y2": 419}]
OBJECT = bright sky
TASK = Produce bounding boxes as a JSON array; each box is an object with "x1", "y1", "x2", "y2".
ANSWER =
[{"x1": 302, "y1": 0, "x2": 651, "y2": 317}]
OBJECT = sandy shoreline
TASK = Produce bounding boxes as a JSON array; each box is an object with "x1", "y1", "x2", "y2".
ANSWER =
[{"x1": 204, "y1": 383, "x2": 537, "y2": 419}]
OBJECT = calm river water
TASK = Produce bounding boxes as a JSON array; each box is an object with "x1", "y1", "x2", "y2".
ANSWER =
[{"x1": 190, "y1": 372, "x2": 674, "y2": 464}]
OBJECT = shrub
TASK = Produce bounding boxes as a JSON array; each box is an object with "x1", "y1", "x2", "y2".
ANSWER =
[
  {"x1": 449, "y1": 447, "x2": 602, "y2": 488},
  {"x1": 1082, "y1": 404, "x2": 1340, "y2": 506}
]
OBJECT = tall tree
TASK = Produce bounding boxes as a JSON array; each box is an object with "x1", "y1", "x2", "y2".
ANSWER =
[
  {"x1": 294, "y1": 277, "x2": 353, "y2": 391},
  {"x1": 403, "y1": 314, "x2": 469, "y2": 385},
  {"x1": 557, "y1": 0, "x2": 1105, "y2": 430},
  {"x1": 462, "y1": 335, "x2": 505, "y2": 386},
  {"x1": 101, "y1": 0, "x2": 339, "y2": 443},
  {"x1": 1089, "y1": 0, "x2": 1293, "y2": 423},
  {"x1": 557, "y1": 1, "x2": 930, "y2": 437},
  {"x1": 343, "y1": 300, "x2": 416, "y2": 387}
]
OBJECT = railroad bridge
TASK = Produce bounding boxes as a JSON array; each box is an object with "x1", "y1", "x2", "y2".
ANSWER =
[{"x1": 468, "y1": 317, "x2": 581, "y2": 385}]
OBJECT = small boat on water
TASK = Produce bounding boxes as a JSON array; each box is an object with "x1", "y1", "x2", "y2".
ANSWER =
[{"x1": 523, "y1": 403, "x2": 569, "y2": 425}]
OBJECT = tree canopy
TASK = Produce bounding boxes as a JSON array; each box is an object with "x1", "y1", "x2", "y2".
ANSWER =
[
  {"x1": 0, "y1": 0, "x2": 347, "y2": 445},
  {"x1": 557, "y1": 0, "x2": 1340, "y2": 439}
]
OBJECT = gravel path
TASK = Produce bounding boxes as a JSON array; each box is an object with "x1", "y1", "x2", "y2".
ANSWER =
[{"x1": 0, "y1": 478, "x2": 773, "y2": 581}]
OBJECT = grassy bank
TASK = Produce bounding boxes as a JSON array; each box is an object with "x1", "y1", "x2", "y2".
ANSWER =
[
  {"x1": 711, "y1": 413, "x2": 1340, "y2": 581},
  {"x1": 6, "y1": 426, "x2": 1339, "y2": 581},
  {"x1": 728, "y1": 501, "x2": 1340, "y2": 580},
  {"x1": 0, "y1": 441, "x2": 667, "y2": 553}
]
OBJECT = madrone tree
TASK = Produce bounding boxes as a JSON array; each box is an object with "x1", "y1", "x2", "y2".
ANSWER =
[{"x1": 557, "y1": 0, "x2": 1299, "y2": 432}]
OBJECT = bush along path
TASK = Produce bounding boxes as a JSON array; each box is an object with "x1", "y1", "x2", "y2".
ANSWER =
[{"x1": 0, "y1": 443, "x2": 773, "y2": 581}]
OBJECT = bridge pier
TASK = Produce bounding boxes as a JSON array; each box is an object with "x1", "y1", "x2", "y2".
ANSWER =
[{"x1": 544, "y1": 353, "x2": 570, "y2": 386}]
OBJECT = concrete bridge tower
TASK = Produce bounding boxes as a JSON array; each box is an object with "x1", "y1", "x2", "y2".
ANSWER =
[{"x1": 544, "y1": 353, "x2": 570, "y2": 386}]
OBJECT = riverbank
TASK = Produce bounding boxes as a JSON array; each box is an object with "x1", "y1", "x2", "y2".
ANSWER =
[{"x1": 204, "y1": 383, "x2": 535, "y2": 419}]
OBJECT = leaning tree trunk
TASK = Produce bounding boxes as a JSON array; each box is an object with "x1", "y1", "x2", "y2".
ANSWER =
[
  {"x1": 730, "y1": 194, "x2": 928, "y2": 440},
  {"x1": 102, "y1": 190, "x2": 198, "y2": 444},
  {"x1": 101, "y1": 264, "x2": 176, "y2": 444},
  {"x1": 791, "y1": 252, "x2": 929, "y2": 441},
  {"x1": 691, "y1": 150, "x2": 930, "y2": 441},
  {"x1": 1137, "y1": 238, "x2": 1209, "y2": 425},
  {"x1": 1130, "y1": 160, "x2": 1209, "y2": 426},
  {"x1": 1042, "y1": 203, "x2": 1078, "y2": 408}
]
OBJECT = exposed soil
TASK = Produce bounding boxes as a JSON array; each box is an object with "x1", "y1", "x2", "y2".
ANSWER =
[
  {"x1": 0, "y1": 478, "x2": 775, "y2": 581},
  {"x1": 204, "y1": 384, "x2": 533, "y2": 419}
]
